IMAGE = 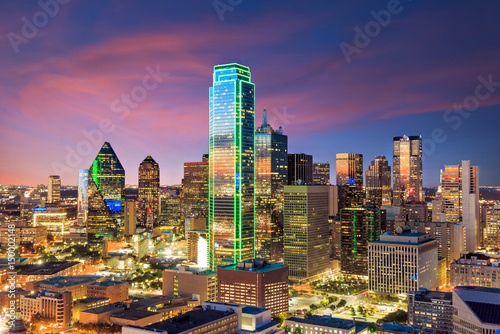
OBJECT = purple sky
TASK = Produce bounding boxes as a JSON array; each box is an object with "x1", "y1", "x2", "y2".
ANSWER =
[{"x1": 1, "y1": 1, "x2": 500, "y2": 186}]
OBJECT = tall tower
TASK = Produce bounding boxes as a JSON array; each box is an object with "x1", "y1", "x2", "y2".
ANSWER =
[
  {"x1": 87, "y1": 142, "x2": 125, "y2": 242},
  {"x1": 365, "y1": 155, "x2": 391, "y2": 207},
  {"x1": 255, "y1": 109, "x2": 288, "y2": 261},
  {"x1": 181, "y1": 157, "x2": 209, "y2": 220},
  {"x1": 77, "y1": 169, "x2": 88, "y2": 223},
  {"x1": 313, "y1": 162, "x2": 330, "y2": 185},
  {"x1": 288, "y1": 153, "x2": 313, "y2": 185},
  {"x1": 441, "y1": 160, "x2": 479, "y2": 252},
  {"x1": 208, "y1": 63, "x2": 255, "y2": 269},
  {"x1": 393, "y1": 135, "x2": 423, "y2": 206},
  {"x1": 138, "y1": 155, "x2": 160, "y2": 231},
  {"x1": 47, "y1": 175, "x2": 61, "y2": 203},
  {"x1": 336, "y1": 153, "x2": 363, "y2": 207}
]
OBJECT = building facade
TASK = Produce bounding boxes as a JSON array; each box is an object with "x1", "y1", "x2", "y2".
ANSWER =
[
  {"x1": 336, "y1": 153, "x2": 363, "y2": 207},
  {"x1": 365, "y1": 155, "x2": 391, "y2": 207},
  {"x1": 450, "y1": 253, "x2": 500, "y2": 288},
  {"x1": 20, "y1": 291, "x2": 72, "y2": 330},
  {"x1": 181, "y1": 159, "x2": 209, "y2": 221},
  {"x1": 47, "y1": 175, "x2": 61, "y2": 203},
  {"x1": 407, "y1": 288, "x2": 453, "y2": 334},
  {"x1": 138, "y1": 155, "x2": 160, "y2": 231},
  {"x1": 208, "y1": 63, "x2": 255, "y2": 269},
  {"x1": 313, "y1": 162, "x2": 330, "y2": 185},
  {"x1": 162, "y1": 265, "x2": 217, "y2": 303},
  {"x1": 484, "y1": 205, "x2": 500, "y2": 249},
  {"x1": 77, "y1": 169, "x2": 88, "y2": 224},
  {"x1": 288, "y1": 153, "x2": 313, "y2": 185},
  {"x1": 393, "y1": 135, "x2": 423, "y2": 206}
]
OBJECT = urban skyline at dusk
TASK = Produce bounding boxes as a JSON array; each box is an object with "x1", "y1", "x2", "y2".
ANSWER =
[{"x1": 1, "y1": 1, "x2": 500, "y2": 187}]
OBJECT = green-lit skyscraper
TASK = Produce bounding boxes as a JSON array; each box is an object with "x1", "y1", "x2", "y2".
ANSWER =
[
  {"x1": 87, "y1": 142, "x2": 125, "y2": 242},
  {"x1": 208, "y1": 63, "x2": 255, "y2": 269}
]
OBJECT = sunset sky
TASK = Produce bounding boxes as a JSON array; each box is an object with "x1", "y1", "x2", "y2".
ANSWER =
[{"x1": 1, "y1": 1, "x2": 499, "y2": 186}]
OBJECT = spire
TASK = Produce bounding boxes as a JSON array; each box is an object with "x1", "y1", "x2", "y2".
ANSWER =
[{"x1": 262, "y1": 109, "x2": 267, "y2": 126}]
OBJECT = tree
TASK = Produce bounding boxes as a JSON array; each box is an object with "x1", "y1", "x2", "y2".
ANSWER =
[
  {"x1": 337, "y1": 299, "x2": 347, "y2": 308},
  {"x1": 367, "y1": 322, "x2": 378, "y2": 333},
  {"x1": 377, "y1": 310, "x2": 408, "y2": 324}
]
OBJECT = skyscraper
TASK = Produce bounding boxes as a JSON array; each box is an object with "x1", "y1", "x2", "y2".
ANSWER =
[
  {"x1": 138, "y1": 155, "x2": 160, "y2": 231},
  {"x1": 393, "y1": 135, "x2": 423, "y2": 206},
  {"x1": 181, "y1": 159, "x2": 208, "y2": 220},
  {"x1": 365, "y1": 156, "x2": 391, "y2": 207},
  {"x1": 288, "y1": 153, "x2": 313, "y2": 185},
  {"x1": 336, "y1": 153, "x2": 363, "y2": 207},
  {"x1": 340, "y1": 207, "x2": 380, "y2": 276},
  {"x1": 440, "y1": 160, "x2": 479, "y2": 252},
  {"x1": 87, "y1": 142, "x2": 125, "y2": 242},
  {"x1": 77, "y1": 169, "x2": 88, "y2": 224},
  {"x1": 283, "y1": 185, "x2": 330, "y2": 280},
  {"x1": 208, "y1": 63, "x2": 255, "y2": 269},
  {"x1": 484, "y1": 205, "x2": 500, "y2": 249},
  {"x1": 313, "y1": 162, "x2": 330, "y2": 185},
  {"x1": 47, "y1": 175, "x2": 61, "y2": 203},
  {"x1": 255, "y1": 109, "x2": 288, "y2": 261}
]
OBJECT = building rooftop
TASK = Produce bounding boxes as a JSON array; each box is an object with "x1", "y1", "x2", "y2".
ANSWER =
[
  {"x1": 287, "y1": 316, "x2": 369, "y2": 331},
  {"x1": 378, "y1": 323, "x2": 420, "y2": 333},
  {"x1": 219, "y1": 259, "x2": 287, "y2": 273},
  {"x1": 89, "y1": 280, "x2": 127, "y2": 287},
  {"x1": 110, "y1": 308, "x2": 158, "y2": 321},
  {"x1": 17, "y1": 261, "x2": 80, "y2": 276},
  {"x1": 409, "y1": 288, "x2": 452, "y2": 302},
  {"x1": 29, "y1": 275, "x2": 102, "y2": 288},
  {"x1": 465, "y1": 301, "x2": 500, "y2": 325},
  {"x1": 242, "y1": 306, "x2": 268, "y2": 315},
  {"x1": 453, "y1": 285, "x2": 500, "y2": 295},
  {"x1": 80, "y1": 302, "x2": 125, "y2": 315}
]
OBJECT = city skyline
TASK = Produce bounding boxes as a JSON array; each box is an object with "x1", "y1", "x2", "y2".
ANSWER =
[{"x1": 1, "y1": 2, "x2": 500, "y2": 187}]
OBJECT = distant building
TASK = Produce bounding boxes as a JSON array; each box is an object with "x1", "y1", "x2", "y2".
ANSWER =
[
  {"x1": 407, "y1": 288, "x2": 453, "y2": 334},
  {"x1": 405, "y1": 202, "x2": 428, "y2": 222},
  {"x1": 369, "y1": 232, "x2": 438, "y2": 295},
  {"x1": 452, "y1": 286, "x2": 500, "y2": 333},
  {"x1": 218, "y1": 259, "x2": 288, "y2": 316},
  {"x1": 186, "y1": 230, "x2": 208, "y2": 266},
  {"x1": 365, "y1": 155, "x2": 391, "y2": 207},
  {"x1": 450, "y1": 253, "x2": 500, "y2": 288},
  {"x1": 17, "y1": 262, "x2": 85, "y2": 288},
  {"x1": 393, "y1": 135, "x2": 422, "y2": 206},
  {"x1": 160, "y1": 197, "x2": 181, "y2": 227},
  {"x1": 138, "y1": 155, "x2": 160, "y2": 231},
  {"x1": 288, "y1": 153, "x2": 313, "y2": 185},
  {"x1": 484, "y1": 205, "x2": 500, "y2": 249},
  {"x1": 20, "y1": 291, "x2": 72, "y2": 330},
  {"x1": 77, "y1": 169, "x2": 88, "y2": 223},
  {"x1": 313, "y1": 162, "x2": 330, "y2": 185},
  {"x1": 284, "y1": 185, "x2": 329, "y2": 280},
  {"x1": 124, "y1": 200, "x2": 137, "y2": 237},
  {"x1": 181, "y1": 159, "x2": 208, "y2": 221},
  {"x1": 0, "y1": 288, "x2": 29, "y2": 315},
  {"x1": 285, "y1": 316, "x2": 369, "y2": 334},
  {"x1": 336, "y1": 153, "x2": 363, "y2": 207},
  {"x1": 33, "y1": 208, "x2": 68, "y2": 235},
  {"x1": 341, "y1": 207, "x2": 381, "y2": 276},
  {"x1": 162, "y1": 265, "x2": 217, "y2": 303},
  {"x1": 26, "y1": 275, "x2": 104, "y2": 301},
  {"x1": 47, "y1": 175, "x2": 61, "y2": 203},
  {"x1": 87, "y1": 280, "x2": 129, "y2": 303}
]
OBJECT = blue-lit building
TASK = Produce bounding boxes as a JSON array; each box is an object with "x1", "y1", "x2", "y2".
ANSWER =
[
  {"x1": 208, "y1": 63, "x2": 255, "y2": 269},
  {"x1": 77, "y1": 168, "x2": 88, "y2": 224},
  {"x1": 87, "y1": 142, "x2": 125, "y2": 242}
]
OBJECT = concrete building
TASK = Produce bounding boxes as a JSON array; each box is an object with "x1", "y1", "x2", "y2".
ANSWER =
[
  {"x1": 393, "y1": 135, "x2": 423, "y2": 206},
  {"x1": 484, "y1": 205, "x2": 500, "y2": 249},
  {"x1": 186, "y1": 230, "x2": 208, "y2": 266},
  {"x1": 284, "y1": 185, "x2": 329, "y2": 280},
  {"x1": 0, "y1": 289, "x2": 29, "y2": 315},
  {"x1": 405, "y1": 202, "x2": 428, "y2": 223},
  {"x1": 124, "y1": 200, "x2": 137, "y2": 237},
  {"x1": 377, "y1": 323, "x2": 420, "y2": 334},
  {"x1": 285, "y1": 316, "x2": 369, "y2": 334},
  {"x1": 47, "y1": 175, "x2": 61, "y2": 203},
  {"x1": 452, "y1": 286, "x2": 500, "y2": 333},
  {"x1": 407, "y1": 288, "x2": 453, "y2": 334},
  {"x1": 365, "y1": 155, "x2": 391, "y2": 207},
  {"x1": 162, "y1": 265, "x2": 217, "y2": 303},
  {"x1": 26, "y1": 275, "x2": 104, "y2": 301},
  {"x1": 20, "y1": 291, "x2": 72, "y2": 330},
  {"x1": 450, "y1": 253, "x2": 500, "y2": 288},
  {"x1": 218, "y1": 259, "x2": 288, "y2": 316},
  {"x1": 32, "y1": 208, "x2": 69, "y2": 235},
  {"x1": 87, "y1": 280, "x2": 129, "y2": 303},
  {"x1": 17, "y1": 261, "x2": 85, "y2": 288},
  {"x1": 313, "y1": 162, "x2": 330, "y2": 185},
  {"x1": 369, "y1": 232, "x2": 438, "y2": 295}
]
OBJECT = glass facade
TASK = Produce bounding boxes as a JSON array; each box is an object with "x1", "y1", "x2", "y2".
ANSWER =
[
  {"x1": 181, "y1": 159, "x2": 209, "y2": 220},
  {"x1": 365, "y1": 155, "x2": 391, "y2": 207},
  {"x1": 312, "y1": 162, "x2": 330, "y2": 185},
  {"x1": 255, "y1": 109, "x2": 288, "y2": 261},
  {"x1": 77, "y1": 169, "x2": 88, "y2": 224},
  {"x1": 287, "y1": 153, "x2": 313, "y2": 185},
  {"x1": 393, "y1": 135, "x2": 422, "y2": 206},
  {"x1": 138, "y1": 155, "x2": 160, "y2": 231},
  {"x1": 87, "y1": 142, "x2": 125, "y2": 242},
  {"x1": 336, "y1": 153, "x2": 363, "y2": 207},
  {"x1": 47, "y1": 175, "x2": 61, "y2": 203},
  {"x1": 209, "y1": 63, "x2": 255, "y2": 269}
]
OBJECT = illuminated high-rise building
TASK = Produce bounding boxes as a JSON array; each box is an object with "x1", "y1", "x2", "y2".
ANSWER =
[
  {"x1": 181, "y1": 158, "x2": 208, "y2": 220},
  {"x1": 484, "y1": 205, "x2": 500, "y2": 249},
  {"x1": 393, "y1": 135, "x2": 422, "y2": 206},
  {"x1": 440, "y1": 160, "x2": 479, "y2": 252},
  {"x1": 313, "y1": 162, "x2": 330, "y2": 185},
  {"x1": 365, "y1": 156, "x2": 391, "y2": 207},
  {"x1": 77, "y1": 169, "x2": 88, "y2": 223},
  {"x1": 340, "y1": 207, "x2": 380, "y2": 276},
  {"x1": 138, "y1": 155, "x2": 160, "y2": 231},
  {"x1": 208, "y1": 63, "x2": 255, "y2": 269},
  {"x1": 87, "y1": 142, "x2": 125, "y2": 242},
  {"x1": 255, "y1": 109, "x2": 288, "y2": 261},
  {"x1": 288, "y1": 153, "x2": 313, "y2": 185},
  {"x1": 336, "y1": 153, "x2": 363, "y2": 207},
  {"x1": 47, "y1": 175, "x2": 61, "y2": 203}
]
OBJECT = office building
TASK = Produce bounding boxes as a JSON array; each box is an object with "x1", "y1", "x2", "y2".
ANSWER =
[
  {"x1": 365, "y1": 155, "x2": 391, "y2": 207},
  {"x1": 87, "y1": 142, "x2": 125, "y2": 242},
  {"x1": 186, "y1": 230, "x2": 209, "y2": 266},
  {"x1": 163, "y1": 265, "x2": 217, "y2": 303},
  {"x1": 26, "y1": 275, "x2": 105, "y2": 301},
  {"x1": 20, "y1": 291, "x2": 72, "y2": 330},
  {"x1": 284, "y1": 185, "x2": 330, "y2": 280},
  {"x1": 181, "y1": 159, "x2": 208, "y2": 220},
  {"x1": 87, "y1": 280, "x2": 129, "y2": 303},
  {"x1": 313, "y1": 162, "x2": 330, "y2": 185},
  {"x1": 369, "y1": 232, "x2": 438, "y2": 295},
  {"x1": 452, "y1": 286, "x2": 500, "y2": 333},
  {"x1": 431, "y1": 188, "x2": 445, "y2": 222},
  {"x1": 0, "y1": 288, "x2": 29, "y2": 314},
  {"x1": 440, "y1": 160, "x2": 480, "y2": 252},
  {"x1": 377, "y1": 323, "x2": 421, "y2": 334},
  {"x1": 218, "y1": 259, "x2": 288, "y2": 316},
  {"x1": 33, "y1": 208, "x2": 68, "y2": 235},
  {"x1": 336, "y1": 153, "x2": 363, "y2": 207},
  {"x1": 285, "y1": 316, "x2": 369, "y2": 334},
  {"x1": 208, "y1": 63, "x2": 255, "y2": 269},
  {"x1": 124, "y1": 200, "x2": 137, "y2": 237},
  {"x1": 47, "y1": 175, "x2": 61, "y2": 203},
  {"x1": 405, "y1": 202, "x2": 429, "y2": 222},
  {"x1": 407, "y1": 288, "x2": 453, "y2": 334},
  {"x1": 160, "y1": 197, "x2": 181, "y2": 227},
  {"x1": 288, "y1": 153, "x2": 313, "y2": 185},
  {"x1": 255, "y1": 109, "x2": 288, "y2": 261},
  {"x1": 17, "y1": 261, "x2": 85, "y2": 288},
  {"x1": 77, "y1": 169, "x2": 88, "y2": 223},
  {"x1": 138, "y1": 155, "x2": 160, "y2": 231},
  {"x1": 393, "y1": 135, "x2": 423, "y2": 206},
  {"x1": 450, "y1": 253, "x2": 500, "y2": 288},
  {"x1": 484, "y1": 205, "x2": 500, "y2": 249},
  {"x1": 341, "y1": 207, "x2": 380, "y2": 276}
]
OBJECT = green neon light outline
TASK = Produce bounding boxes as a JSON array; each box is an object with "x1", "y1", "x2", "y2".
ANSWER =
[
  {"x1": 353, "y1": 211, "x2": 356, "y2": 258},
  {"x1": 234, "y1": 79, "x2": 238, "y2": 263}
]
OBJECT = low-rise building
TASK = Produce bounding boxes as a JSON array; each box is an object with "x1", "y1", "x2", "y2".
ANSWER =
[
  {"x1": 16, "y1": 261, "x2": 84, "y2": 287},
  {"x1": 26, "y1": 275, "x2": 104, "y2": 301},
  {"x1": 407, "y1": 288, "x2": 453, "y2": 334},
  {"x1": 450, "y1": 253, "x2": 500, "y2": 288},
  {"x1": 452, "y1": 286, "x2": 500, "y2": 333},
  {"x1": 163, "y1": 265, "x2": 217, "y2": 303},
  {"x1": 20, "y1": 291, "x2": 72, "y2": 330},
  {"x1": 87, "y1": 280, "x2": 129, "y2": 303},
  {"x1": 285, "y1": 315, "x2": 369, "y2": 334},
  {"x1": 0, "y1": 288, "x2": 29, "y2": 315}
]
